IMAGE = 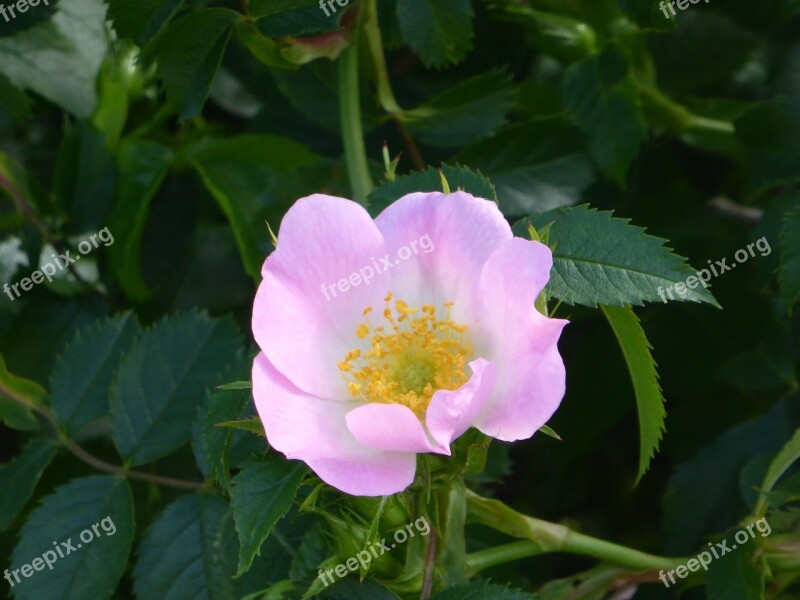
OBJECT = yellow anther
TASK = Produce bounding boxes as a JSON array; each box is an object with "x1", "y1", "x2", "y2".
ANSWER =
[{"x1": 337, "y1": 291, "x2": 473, "y2": 418}]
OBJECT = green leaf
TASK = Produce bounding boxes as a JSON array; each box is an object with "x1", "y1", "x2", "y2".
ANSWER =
[
  {"x1": 270, "y1": 60, "x2": 342, "y2": 130},
  {"x1": 106, "y1": 0, "x2": 184, "y2": 47},
  {"x1": 396, "y1": 0, "x2": 474, "y2": 68},
  {"x1": 429, "y1": 581, "x2": 533, "y2": 600},
  {"x1": 153, "y1": 8, "x2": 241, "y2": 120},
  {"x1": 562, "y1": 45, "x2": 647, "y2": 184},
  {"x1": 663, "y1": 399, "x2": 796, "y2": 554},
  {"x1": 0, "y1": 73, "x2": 32, "y2": 122},
  {"x1": 50, "y1": 314, "x2": 140, "y2": 433},
  {"x1": 0, "y1": 0, "x2": 108, "y2": 118},
  {"x1": 617, "y1": 0, "x2": 676, "y2": 30},
  {"x1": 321, "y1": 578, "x2": 404, "y2": 599},
  {"x1": 260, "y1": 5, "x2": 345, "y2": 38},
  {"x1": 218, "y1": 381, "x2": 253, "y2": 390},
  {"x1": 107, "y1": 140, "x2": 173, "y2": 301},
  {"x1": 537, "y1": 564, "x2": 624, "y2": 600},
  {"x1": 520, "y1": 204, "x2": 719, "y2": 307},
  {"x1": 737, "y1": 97, "x2": 800, "y2": 193},
  {"x1": 235, "y1": 21, "x2": 298, "y2": 70},
  {"x1": 288, "y1": 523, "x2": 327, "y2": 583},
  {"x1": 650, "y1": 12, "x2": 758, "y2": 92},
  {"x1": 0, "y1": 297, "x2": 106, "y2": 384},
  {"x1": 53, "y1": 121, "x2": 117, "y2": 234},
  {"x1": 111, "y1": 312, "x2": 244, "y2": 466},
  {"x1": 202, "y1": 386, "x2": 253, "y2": 491},
  {"x1": 404, "y1": 70, "x2": 514, "y2": 148},
  {"x1": 759, "y1": 427, "x2": 800, "y2": 507},
  {"x1": 190, "y1": 134, "x2": 320, "y2": 278},
  {"x1": 764, "y1": 471, "x2": 800, "y2": 508},
  {"x1": 0, "y1": 354, "x2": 44, "y2": 430},
  {"x1": 457, "y1": 118, "x2": 594, "y2": 216},
  {"x1": 134, "y1": 494, "x2": 239, "y2": 600},
  {"x1": 367, "y1": 163, "x2": 496, "y2": 216},
  {"x1": 231, "y1": 459, "x2": 307, "y2": 576},
  {"x1": 601, "y1": 305, "x2": 666, "y2": 483},
  {"x1": 250, "y1": 0, "x2": 322, "y2": 18},
  {"x1": 10, "y1": 476, "x2": 134, "y2": 600},
  {"x1": 216, "y1": 417, "x2": 265, "y2": 436},
  {"x1": 779, "y1": 205, "x2": 800, "y2": 310},
  {"x1": 0, "y1": 439, "x2": 57, "y2": 532},
  {"x1": 706, "y1": 542, "x2": 765, "y2": 600}
]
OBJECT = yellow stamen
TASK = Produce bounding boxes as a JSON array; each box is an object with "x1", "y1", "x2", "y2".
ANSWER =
[{"x1": 339, "y1": 292, "x2": 473, "y2": 418}]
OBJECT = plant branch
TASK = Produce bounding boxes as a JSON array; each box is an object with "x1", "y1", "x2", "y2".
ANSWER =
[
  {"x1": 1, "y1": 382, "x2": 204, "y2": 491},
  {"x1": 637, "y1": 83, "x2": 735, "y2": 137},
  {"x1": 420, "y1": 527, "x2": 437, "y2": 600},
  {"x1": 465, "y1": 490, "x2": 688, "y2": 573},
  {"x1": 362, "y1": 0, "x2": 425, "y2": 171},
  {"x1": 394, "y1": 120, "x2": 426, "y2": 171},
  {"x1": 0, "y1": 171, "x2": 51, "y2": 241},
  {"x1": 0, "y1": 171, "x2": 107, "y2": 295},
  {"x1": 339, "y1": 21, "x2": 374, "y2": 205},
  {"x1": 362, "y1": 0, "x2": 401, "y2": 115}
]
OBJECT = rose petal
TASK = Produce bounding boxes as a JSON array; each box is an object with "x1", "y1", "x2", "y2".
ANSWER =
[
  {"x1": 473, "y1": 239, "x2": 568, "y2": 441},
  {"x1": 374, "y1": 191, "x2": 513, "y2": 320},
  {"x1": 346, "y1": 403, "x2": 448, "y2": 454},
  {"x1": 253, "y1": 194, "x2": 388, "y2": 399},
  {"x1": 426, "y1": 358, "x2": 496, "y2": 448},
  {"x1": 252, "y1": 353, "x2": 416, "y2": 495}
]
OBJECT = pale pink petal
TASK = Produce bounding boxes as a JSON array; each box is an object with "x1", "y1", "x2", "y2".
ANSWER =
[
  {"x1": 252, "y1": 353, "x2": 416, "y2": 496},
  {"x1": 473, "y1": 239, "x2": 568, "y2": 441},
  {"x1": 374, "y1": 191, "x2": 512, "y2": 320},
  {"x1": 425, "y1": 358, "x2": 496, "y2": 448},
  {"x1": 252, "y1": 194, "x2": 388, "y2": 399},
  {"x1": 346, "y1": 404, "x2": 448, "y2": 454}
]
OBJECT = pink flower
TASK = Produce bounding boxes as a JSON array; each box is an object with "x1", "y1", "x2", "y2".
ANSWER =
[{"x1": 251, "y1": 192, "x2": 567, "y2": 496}]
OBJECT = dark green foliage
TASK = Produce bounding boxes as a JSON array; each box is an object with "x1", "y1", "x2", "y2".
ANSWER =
[{"x1": 1, "y1": 0, "x2": 799, "y2": 598}]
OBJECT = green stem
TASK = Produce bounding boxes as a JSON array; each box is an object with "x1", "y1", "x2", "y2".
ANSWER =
[
  {"x1": 361, "y1": 0, "x2": 425, "y2": 170},
  {"x1": 362, "y1": 0, "x2": 402, "y2": 115},
  {"x1": 689, "y1": 114, "x2": 736, "y2": 134},
  {"x1": 637, "y1": 82, "x2": 735, "y2": 136},
  {"x1": 466, "y1": 490, "x2": 688, "y2": 573},
  {"x1": 466, "y1": 541, "x2": 541, "y2": 574},
  {"x1": 339, "y1": 34, "x2": 374, "y2": 205}
]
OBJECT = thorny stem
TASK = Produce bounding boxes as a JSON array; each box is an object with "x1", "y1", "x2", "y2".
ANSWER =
[{"x1": 0, "y1": 379, "x2": 204, "y2": 491}]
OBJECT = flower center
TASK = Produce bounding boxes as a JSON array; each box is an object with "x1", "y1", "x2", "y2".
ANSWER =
[{"x1": 338, "y1": 291, "x2": 473, "y2": 417}]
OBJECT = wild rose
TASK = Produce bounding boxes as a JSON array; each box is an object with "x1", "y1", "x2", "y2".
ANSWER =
[{"x1": 252, "y1": 192, "x2": 567, "y2": 496}]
